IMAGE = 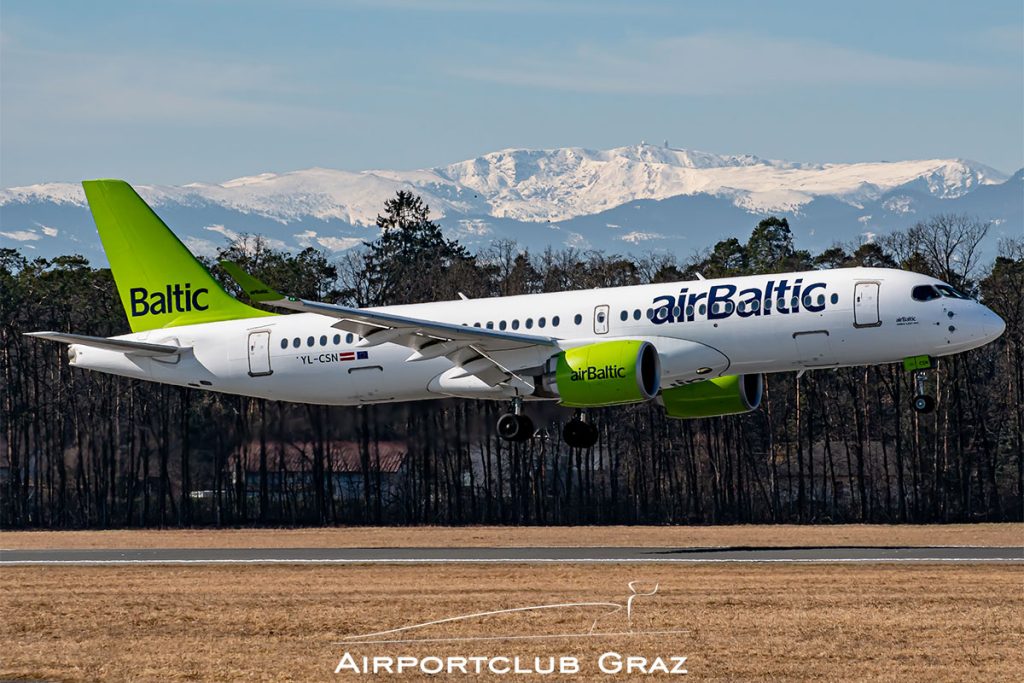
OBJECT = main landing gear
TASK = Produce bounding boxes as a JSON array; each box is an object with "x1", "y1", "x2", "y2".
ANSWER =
[
  {"x1": 496, "y1": 397, "x2": 534, "y2": 443},
  {"x1": 562, "y1": 410, "x2": 599, "y2": 449},
  {"x1": 905, "y1": 355, "x2": 936, "y2": 414},
  {"x1": 495, "y1": 401, "x2": 599, "y2": 449}
]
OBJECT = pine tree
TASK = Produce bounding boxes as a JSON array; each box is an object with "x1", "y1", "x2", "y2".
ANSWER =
[{"x1": 362, "y1": 190, "x2": 473, "y2": 305}]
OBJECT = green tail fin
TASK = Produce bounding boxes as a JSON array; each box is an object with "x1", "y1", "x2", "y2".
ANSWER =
[{"x1": 82, "y1": 179, "x2": 273, "y2": 332}]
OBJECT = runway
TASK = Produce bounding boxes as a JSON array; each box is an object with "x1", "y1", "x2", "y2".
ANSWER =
[{"x1": 2, "y1": 545, "x2": 1021, "y2": 565}]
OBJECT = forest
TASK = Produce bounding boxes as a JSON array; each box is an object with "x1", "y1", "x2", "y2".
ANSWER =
[{"x1": 2, "y1": 192, "x2": 1022, "y2": 528}]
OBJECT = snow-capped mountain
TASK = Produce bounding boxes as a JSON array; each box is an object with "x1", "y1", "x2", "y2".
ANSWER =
[{"x1": 1, "y1": 144, "x2": 1019, "y2": 264}]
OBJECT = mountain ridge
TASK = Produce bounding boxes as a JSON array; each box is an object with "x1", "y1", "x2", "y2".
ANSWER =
[{"x1": 1, "y1": 144, "x2": 1019, "y2": 265}]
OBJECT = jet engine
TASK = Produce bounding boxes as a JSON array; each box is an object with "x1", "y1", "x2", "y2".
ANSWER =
[
  {"x1": 539, "y1": 340, "x2": 661, "y2": 407},
  {"x1": 659, "y1": 374, "x2": 763, "y2": 418}
]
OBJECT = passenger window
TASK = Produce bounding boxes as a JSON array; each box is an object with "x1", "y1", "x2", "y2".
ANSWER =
[
  {"x1": 552, "y1": 316, "x2": 560, "y2": 327},
  {"x1": 280, "y1": 338, "x2": 288, "y2": 350},
  {"x1": 620, "y1": 310, "x2": 628, "y2": 321},
  {"x1": 473, "y1": 322, "x2": 481, "y2": 327},
  {"x1": 486, "y1": 321, "x2": 494, "y2": 329},
  {"x1": 633, "y1": 309, "x2": 641, "y2": 320},
  {"x1": 333, "y1": 334, "x2": 341, "y2": 344},
  {"x1": 306, "y1": 337, "x2": 314, "y2": 347},
  {"x1": 499, "y1": 321, "x2": 507, "y2": 330},
  {"x1": 912, "y1": 285, "x2": 940, "y2": 302},
  {"x1": 830, "y1": 294, "x2": 839, "y2": 305},
  {"x1": 346, "y1": 333, "x2": 354, "y2": 344},
  {"x1": 699, "y1": 304, "x2": 707, "y2": 316},
  {"x1": 686, "y1": 305, "x2": 694, "y2": 317},
  {"x1": 573, "y1": 314, "x2": 582, "y2": 325},
  {"x1": 320, "y1": 335, "x2": 328, "y2": 346},
  {"x1": 646, "y1": 308, "x2": 654, "y2": 320},
  {"x1": 512, "y1": 320, "x2": 520, "y2": 330},
  {"x1": 816, "y1": 295, "x2": 824, "y2": 306},
  {"x1": 672, "y1": 305, "x2": 681, "y2": 318},
  {"x1": 292, "y1": 338, "x2": 301, "y2": 348},
  {"x1": 525, "y1": 318, "x2": 533, "y2": 329},
  {"x1": 538, "y1": 317, "x2": 546, "y2": 328}
]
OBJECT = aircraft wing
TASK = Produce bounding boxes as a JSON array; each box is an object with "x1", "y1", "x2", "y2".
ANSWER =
[
  {"x1": 24, "y1": 331, "x2": 188, "y2": 357},
  {"x1": 221, "y1": 262, "x2": 558, "y2": 386}
]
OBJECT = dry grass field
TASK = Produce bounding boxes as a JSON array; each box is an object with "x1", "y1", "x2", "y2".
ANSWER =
[
  {"x1": 1, "y1": 563, "x2": 1022, "y2": 681},
  {"x1": 3, "y1": 523, "x2": 1022, "y2": 550}
]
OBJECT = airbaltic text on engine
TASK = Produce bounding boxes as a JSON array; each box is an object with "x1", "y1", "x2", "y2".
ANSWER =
[
  {"x1": 130, "y1": 283, "x2": 209, "y2": 316},
  {"x1": 649, "y1": 278, "x2": 830, "y2": 322},
  {"x1": 570, "y1": 365, "x2": 628, "y2": 381}
]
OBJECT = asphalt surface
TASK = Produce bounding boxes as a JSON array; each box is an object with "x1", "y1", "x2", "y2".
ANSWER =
[{"x1": 1, "y1": 545, "x2": 1021, "y2": 565}]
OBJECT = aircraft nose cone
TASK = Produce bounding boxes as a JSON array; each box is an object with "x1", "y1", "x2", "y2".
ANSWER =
[
  {"x1": 985, "y1": 310, "x2": 1006, "y2": 340},
  {"x1": 982, "y1": 307, "x2": 1005, "y2": 340}
]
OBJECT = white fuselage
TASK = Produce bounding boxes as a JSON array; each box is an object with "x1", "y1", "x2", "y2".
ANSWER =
[{"x1": 67, "y1": 267, "x2": 1005, "y2": 405}]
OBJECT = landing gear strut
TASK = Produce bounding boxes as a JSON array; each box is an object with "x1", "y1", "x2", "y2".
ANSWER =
[
  {"x1": 496, "y1": 397, "x2": 534, "y2": 442},
  {"x1": 562, "y1": 410, "x2": 599, "y2": 449},
  {"x1": 905, "y1": 355, "x2": 936, "y2": 414},
  {"x1": 912, "y1": 370, "x2": 935, "y2": 414}
]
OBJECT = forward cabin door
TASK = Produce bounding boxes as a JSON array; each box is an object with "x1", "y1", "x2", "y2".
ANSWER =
[
  {"x1": 594, "y1": 304, "x2": 610, "y2": 334},
  {"x1": 853, "y1": 282, "x2": 881, "y2": 328},
  {"x1": 247, "y1": 331, "x2": 273, "y2": 376}
]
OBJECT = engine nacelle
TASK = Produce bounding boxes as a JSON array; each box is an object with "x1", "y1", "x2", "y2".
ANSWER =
[
  {"x1": 659, "y1": 374, "x2": 763, "y2": 419},
  {"x1": 541, "y1": 340, "x2": 661, "y2": 407}
]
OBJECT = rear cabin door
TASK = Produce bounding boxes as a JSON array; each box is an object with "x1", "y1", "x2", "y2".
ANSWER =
[
  {"x1": 854, "y1": 282, "x2": 881, "y2": 327},
  {"x1": 247, "y1": 331, "x2": 272, "y2": 376},
  {"x1": 594, "y1": 304, "x2": 610, "y2": 334}
]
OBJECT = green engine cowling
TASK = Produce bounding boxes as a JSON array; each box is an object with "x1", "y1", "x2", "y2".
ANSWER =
[
  {"x1": 545, "y1": 340, "x2": 661, "y2": 407},
  {"x1": 659, "y1": 374, "x2": 763, "y2": 419}
]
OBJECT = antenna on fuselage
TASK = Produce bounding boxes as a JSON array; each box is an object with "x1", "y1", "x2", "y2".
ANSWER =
[
  {"x1": 694, "y1": 273, "x2": 706, "y2": 281},
  {"x1": 457, "y1": 292, "x2": 469, "y2": 300}
]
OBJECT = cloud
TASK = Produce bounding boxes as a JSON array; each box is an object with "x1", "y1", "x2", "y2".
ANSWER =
[
  {"x1": 205, "y1": 224, "x2": 240, "y2": 241},
  {"x1": 1, "y1": 40, "x2": 338, "y2": 131},
  {"x1": 456, "y1": 32, "x2": 1002, "y2": 95},
  {"x1": 0, "y1": 229, "x2": 41, "y2": 241},
  {"x1": 37, "y1": 224, "x2": 59, "y2": 237}
]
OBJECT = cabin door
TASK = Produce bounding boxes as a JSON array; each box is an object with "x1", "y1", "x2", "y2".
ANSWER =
[
  {"x1": 854, "y1": 282, "x2": 881, "y2": 327},
  {"x1": 247, "y1": 331, "x2": 273, "y2": 376}
]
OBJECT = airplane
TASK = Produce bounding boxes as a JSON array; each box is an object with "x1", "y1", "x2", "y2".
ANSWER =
[{"x1": 27, "y1": 180, "x2": 1006, "y2": 448}]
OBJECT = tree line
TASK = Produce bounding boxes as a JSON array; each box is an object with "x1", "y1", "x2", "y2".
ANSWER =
[{"x1": 1, "y1": 193, "x2": 1021, "y2": 528}]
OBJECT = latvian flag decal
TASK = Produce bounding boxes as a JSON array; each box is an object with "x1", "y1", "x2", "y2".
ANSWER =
[{"x1": 338, "y1": 351, "x2": 370, "y2": 361}]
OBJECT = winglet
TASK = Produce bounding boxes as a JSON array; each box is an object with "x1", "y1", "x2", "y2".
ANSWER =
[{"x1": 219, "y1": 261, "x2": 284, "y2": 303}]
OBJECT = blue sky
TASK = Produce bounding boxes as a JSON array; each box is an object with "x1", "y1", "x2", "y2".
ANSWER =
[{"x1": 2, "y1": 0, "x2": 1021, "y2": 186}]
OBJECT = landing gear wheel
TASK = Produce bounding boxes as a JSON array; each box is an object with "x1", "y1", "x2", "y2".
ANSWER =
[
  {"x1": 912, "y1": 394, "x2": 936, "y2": 414},
  {"x1": 497, "y1": 413, "x2": 534, "y2": 442},
  {"x1": 563, "y1": 419, "x2": 599, "y2": 449}
]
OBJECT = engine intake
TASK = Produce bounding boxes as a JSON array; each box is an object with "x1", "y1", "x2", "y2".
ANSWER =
[
  {"x1": 542, "y1": 340, "x2": 661, "y2": 407},
  {"x1": 659, "y1": 374, "x2": 763, "y2": 419}
]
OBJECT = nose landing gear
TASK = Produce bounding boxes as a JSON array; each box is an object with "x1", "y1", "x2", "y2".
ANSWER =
[
  {"x1": 496, "y1": 397, "x2": 534, "y2": 442},
  {"x1": 905, "y1": 355, "x2": 936, "y2": 414}
]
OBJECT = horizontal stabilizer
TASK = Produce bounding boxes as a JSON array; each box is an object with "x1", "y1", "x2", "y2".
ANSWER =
[{"x1": 24, "y1": 331, "x2": 188, "y2": 357}]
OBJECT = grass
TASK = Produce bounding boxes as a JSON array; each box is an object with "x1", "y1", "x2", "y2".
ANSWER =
[
  {"x1": 2, "y1": 523, "x2": 1023, "y2": 550},
  {"x1": 1, "y1": 563, "x2": 1021, "y2": 681}
]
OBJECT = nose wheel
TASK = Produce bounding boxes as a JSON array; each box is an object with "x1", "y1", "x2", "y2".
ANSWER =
[
  {"x1": 496, "y1": 397, "x2": 534, "y2": 442},
  {"x1": 913, "y1": 362, "x2": 937, "y2": 417},
  {"x1": 562, "y1": 411, "x2": 599, "y2": 449}
]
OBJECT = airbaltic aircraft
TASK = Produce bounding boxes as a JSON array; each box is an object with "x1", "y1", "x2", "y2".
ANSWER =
[{"x1": 28, "y1": 180, "x2": 1005, "y2": 448}]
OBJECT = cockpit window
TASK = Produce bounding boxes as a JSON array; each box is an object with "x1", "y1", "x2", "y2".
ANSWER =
[
  {"x1": 934, "y1": 284, "x2": 971, "y2": 300},
  {"x1": 912, "y1": 285, "x2": 941, "y2": 302}
]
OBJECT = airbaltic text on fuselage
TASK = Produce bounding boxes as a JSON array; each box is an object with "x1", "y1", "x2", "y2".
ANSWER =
[
  {"x1": 649, "y1": 278, "x2": 829, "y2": 323},
  {"x1": 130, "y1": 284, "x2": 209, "y2": 316}
]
